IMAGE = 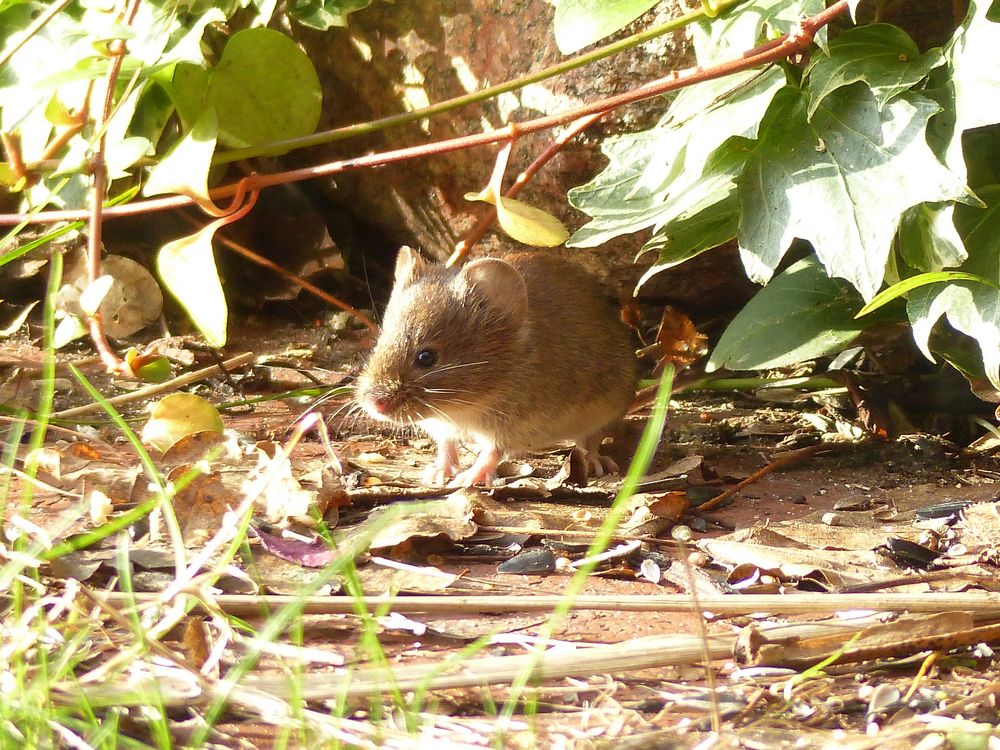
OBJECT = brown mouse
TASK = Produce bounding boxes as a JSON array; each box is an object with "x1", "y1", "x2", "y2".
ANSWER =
[{"x1": 355, "y1": 247, "x2": 638, "y2": 486}]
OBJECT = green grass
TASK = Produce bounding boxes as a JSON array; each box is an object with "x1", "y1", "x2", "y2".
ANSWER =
[{"x1": 1, "y1": 295, "x2": 675, "y2": 748}]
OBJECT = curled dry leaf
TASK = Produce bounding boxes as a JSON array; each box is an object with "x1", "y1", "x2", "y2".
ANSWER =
[
  {"x1": 363, "y1": 490, "x2": 477, "y2": 550},
  {"x1": 141, "y1": 393, "x2": 224, "y2": 454},
  {"x1": 252, "y1": 525, "x2": 342, "y2": 568},
  {"x1": 61, "y1": 253, "x2": 164, "y2": 340},
  {"x1": 653, "y1": 305, "x2": 708, "y2": 371},
  {"x1": 167, "y1": 466, "x2": 234, "y2": 537}
]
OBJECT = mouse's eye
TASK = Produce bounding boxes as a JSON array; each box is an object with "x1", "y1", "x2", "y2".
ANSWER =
[{"x1": 414, "y1": 348, "x2": 437, "y2": 368}]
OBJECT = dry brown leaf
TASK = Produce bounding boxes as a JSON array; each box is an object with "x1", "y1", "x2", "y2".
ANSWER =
[
  {"x1": 653, "y1": 305, "x2": 708, "y2": 371},
  {"x1": 648, "y1": 491, "x2": 689, "y2": 520},
  {"x1": 361, "y1": 490, "x2": 477, "y2": 550}
]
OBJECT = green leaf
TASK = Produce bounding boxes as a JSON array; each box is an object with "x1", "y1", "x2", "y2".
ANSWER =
[
  {"x1": 553, "y1": 0, "x2": 658, "y2": 54},
  {"x1": 691, "y1": 0, "x2": 824, "y2": 63},
  {"x1": 907, "y1": 185, "x2": 1000, "y2": 386},
  {"x1": 167, "y1": 62, "x2": 211, "y2": 131},
  {"x1": 52, "y1": 314, "x2": 88, "y2": 349},
  {"x1": 943, "y1": 0, "x2": 1000, "y2": 181},
  {"x1": 909, "y1": 284, "x2": 1000, "y2": 388},
  {"x1": 633, "y1": 139, "x2": 752, "y2": 290},
  {"x1": 737, "y1": 85, "x2": 970, "y2": 301},
  {"x1": 157, "y1": 224, "x2": 228, "y2": 347},
  {"x1": 287, "y1": 0, "x2": 373, "y2": 30},
  {"x1": 143, "y1": 108, "x2": 218, "y2": 206},
  {"x1": 206, "y1": 27, "x2": 322, "y2": 150},
  {"x1": 106, "y1": 136, "x2": 152, "y2": 179},
  {"x1": 568, "y1": 68, "x2": 783, "y2": 248},
  {"x1": 707, "y1": 256, "x2": 868, "y2": 372},
  {"x1": 806, "y1": 24, "x2": 945, "y2": 119},
  {"x1": 898, "y1": 203, "x2": 967, "y2": 272},
  {"x1": 857, "y1": 271, "x2": 999, "y2": 318},
  {"x1": 0, "y1": 301, "x2": 37, "y2": 337},
  {"x1": 638, "y1": 192, "x2": 738, "y2": 279}
]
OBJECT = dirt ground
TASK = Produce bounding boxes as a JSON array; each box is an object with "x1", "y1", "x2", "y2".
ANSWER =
[{"x1": 6, "y1": 318, "x2": 1000, "y2": 748}]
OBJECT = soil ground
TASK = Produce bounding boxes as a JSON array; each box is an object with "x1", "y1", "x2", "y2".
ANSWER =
[{"x1": 5, "y1": 318, "x2": 1000, "y2": 748}]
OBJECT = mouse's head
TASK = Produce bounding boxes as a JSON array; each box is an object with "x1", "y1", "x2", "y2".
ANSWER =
[{"x1": 356, "y1": 247, "x2": 529, "y2": 427}]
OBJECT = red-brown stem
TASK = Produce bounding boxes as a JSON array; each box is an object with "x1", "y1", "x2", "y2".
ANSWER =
[
  {"x1": 0, "y1": 1, "x2": 850, "y2": 228},
  {"x1": 1, "y1": 133, "x2": 27, "y2": 185},
  {"x1": 86, "y1": 0, "x2": 142, "y2": 374}
]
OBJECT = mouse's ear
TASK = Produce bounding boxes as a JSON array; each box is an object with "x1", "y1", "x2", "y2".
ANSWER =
[
  {"x1": 394, "y1": 246, "x2": 429, "y2": 287},
  {"x1": 456, "y1": 258, "x2": 528, "y2": 324}
]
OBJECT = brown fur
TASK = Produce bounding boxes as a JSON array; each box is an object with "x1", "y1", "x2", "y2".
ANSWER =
[{"x1": 355, "y1": 249, "x2": 638, "y2": 481}]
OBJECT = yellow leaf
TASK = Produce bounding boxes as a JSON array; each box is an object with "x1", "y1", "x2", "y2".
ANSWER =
[
  {"x1": 495, "y1": 196, "x2": 570, "y2": 247},
  {"x1": 156, "y1": 224, "x2": 228, "y2": 347},
  {"x1": 143, "y1": 108, "x2": 218, "y2": 212},
  {"x1": 141, "y1": 393, "x2": 224, "y2": 453}
]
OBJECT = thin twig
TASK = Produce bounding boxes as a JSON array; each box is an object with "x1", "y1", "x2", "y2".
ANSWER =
[
  {"x1": 93, "y1": 590, "x2": 1000, "y2": 618},
  {"x1": 695, "y1": 443, "x2": 830, "y2": 512},
  {"x1": 51, "y1": 351, "x2": 256, "y2": 419}
]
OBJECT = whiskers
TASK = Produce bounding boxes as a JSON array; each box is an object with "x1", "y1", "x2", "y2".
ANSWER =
[{"x1": 412, "y1": 359, "x2": 489, "y2": 383}]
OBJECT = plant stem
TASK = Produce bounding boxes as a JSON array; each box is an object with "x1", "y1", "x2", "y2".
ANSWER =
[
  {"x1": 0, "y1": 0, "x2": 851, "y2": 227},
  {"x1": 210, "y1": 0, "x2": 751, "y2": 165}
]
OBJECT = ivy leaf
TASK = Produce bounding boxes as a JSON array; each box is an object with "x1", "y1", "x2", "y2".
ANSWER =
[
  {"x1": 142, "y1": 108, "x2": 217, "y2": 208},
  {"x1": 806, "y1": 24, "x2": 945, "y2": 119},
  {"x1": 157, "y1": 223, "x2": 228, "y2": 347},
  {"x1": 168, "y1": 62, "x2": 211, "y2": 131},
  {"x1": 737, "y1": 85, "x2": 970, "y2": 301},
  {"x1": 898, "y1": 203, "x2": 967, "y2": 272},
  {"x1": 287, "y1": 0, "x2": 373, "y2": 30},
  {"x1": 635, "y1": 191, "x2": 739, "y2": 290},
  {"x1": 942, "y1": 0, "x2": 1000, "y2": 181},
  {"x1": 690, "y1": 0, "x2": 824, "y2": 63},
  {"x1": 707, "y1": 255, "x2": 869, "y2": 372},
  {"x1": 633, "y1": 138, "x2": 752, "y2": 290},
  {"x1": 857, "y1": 271, "x2": 999, "y2": 318},
  {"x1": 907, "y1": 185, "x2": 1000, "y2": 388},
  {"x1": 553, "y1": 0, "x2": 658, "y2": 54},
  {"x1": 909, "y1": 284, "x2": 1000, "y2": 388},
  {"x1": 206, "y1": 27, "x2": 321, "y2": 150},
  {"x1": 568, "y1": 68, "x2": 783, "y2": 248}
]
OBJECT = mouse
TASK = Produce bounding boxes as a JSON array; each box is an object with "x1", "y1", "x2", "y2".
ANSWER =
[{"x1": 355, "y1": 247, "x2": 639, "y2": 486}]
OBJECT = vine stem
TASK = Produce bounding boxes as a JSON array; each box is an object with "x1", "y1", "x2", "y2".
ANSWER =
[
  {"x1": 0, "y1": 0, "x2": 851, "y2": 228},
  {"x1": 208, "y1": 0, "x2": 751, "y2": 166},
  {"x1": 86, "y1": 0, "x2": 143, "y2": 374}
]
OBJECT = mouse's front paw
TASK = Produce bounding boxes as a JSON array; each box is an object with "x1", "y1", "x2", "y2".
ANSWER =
[
  {"x1": 446, "y1": 445, "x2": 501, "y2": 488},
  {"x1": 447, "y1": 465, "x2": 497, "y2": 488},
  {"x1": 423, "y1": 438, "x2": 460, "y2": 486}
]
